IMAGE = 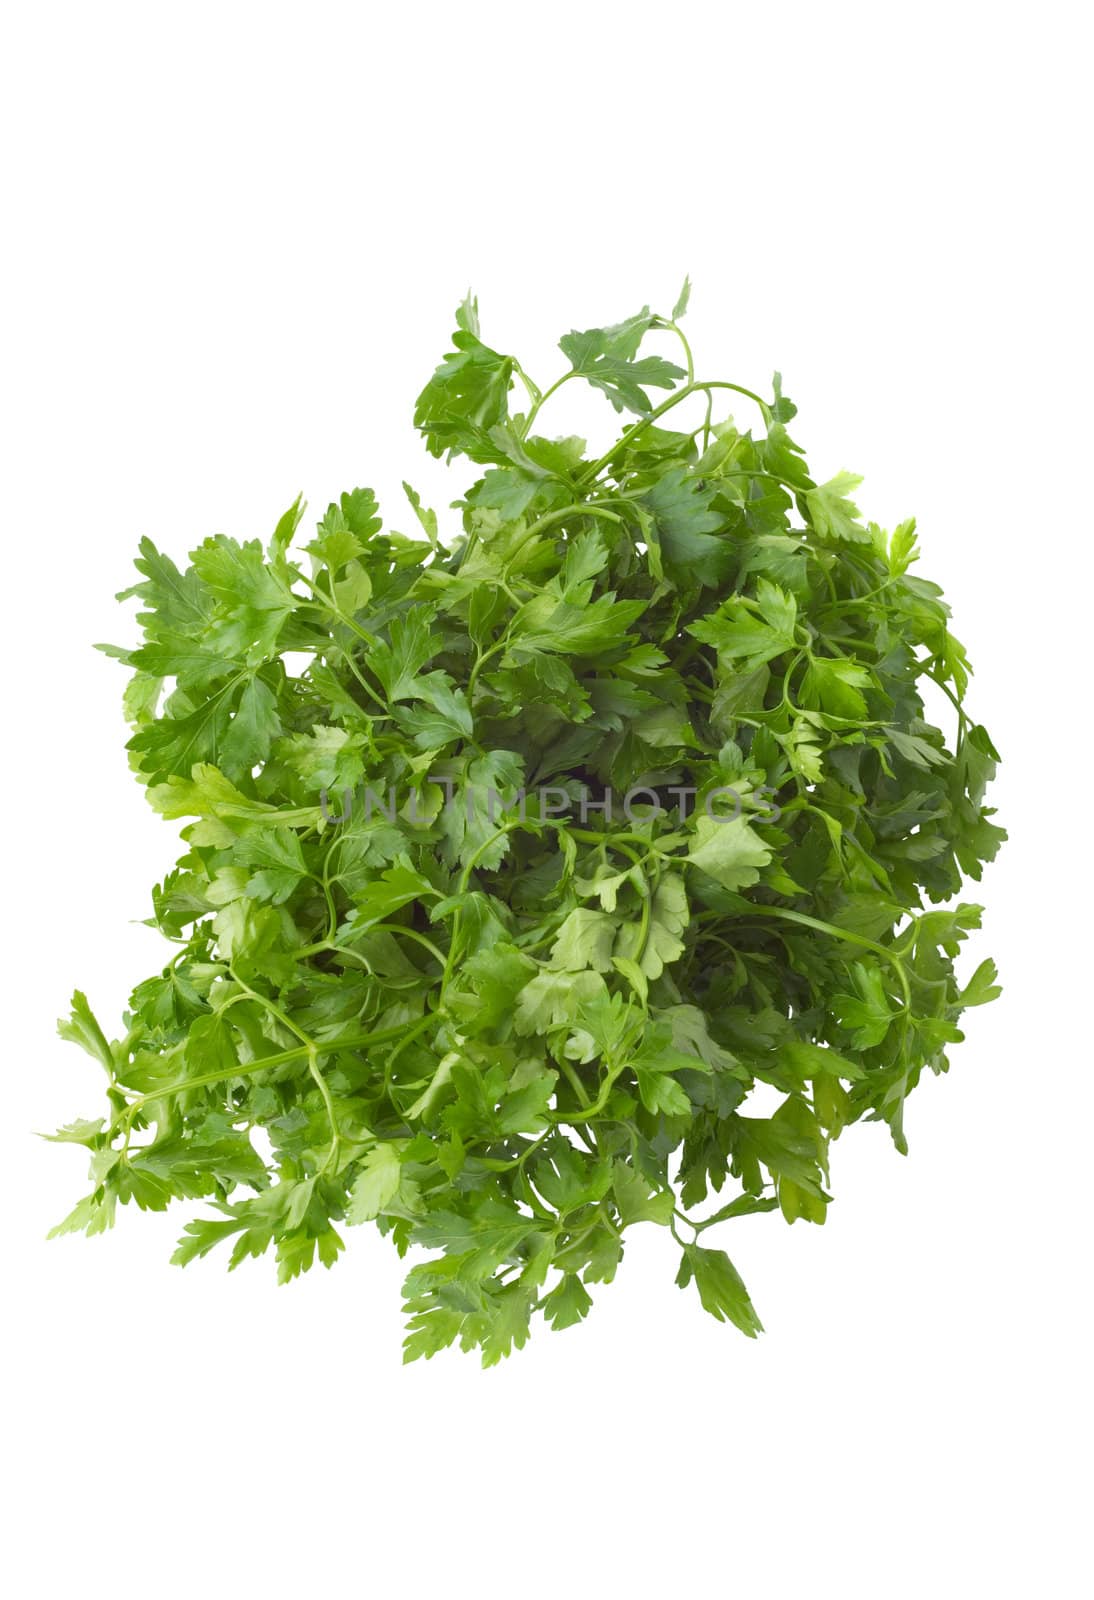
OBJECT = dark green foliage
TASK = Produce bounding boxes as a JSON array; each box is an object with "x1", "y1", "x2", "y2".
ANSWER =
[{"x1": 51, "y1": 287, "x2": 1003, "y2": 1362}]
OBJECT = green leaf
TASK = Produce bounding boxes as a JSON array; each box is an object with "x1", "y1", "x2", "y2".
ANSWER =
[
  {"x1": 612, "y1": 1162, "x2": 674, "y2": 1226},
  {"x1": 613, "y1": 874, "x2": 689, "y2": 980},
  {"x1": 687, "y1": 815, "x2": 772, "y2": 890},
  {"x1": 415, "y1": 294, "x2": 516, "y2": 463},
  {"x1": 368, "y1": 611, "x2": 439, "y2": 701},
  {"x1": 640, "y1": 468, "x2": 730, "y2": 587},
  {"x1": 676, "y1": 1244, "x2": 763, "y2": 1337},
  {"x1": 801, "y1": 656, "x2": 872, "y2": 719},
  {"x1": 688, "y1": 580, "x2": 797, "y2": 666},
  {"x1": 57, "y1": 992, "x2": 114, "y2": 1077},
  {"x1": 559, "y1": 308, "x2": 684, "y2": 415},
  {"x1": 961, "y1": 958, "x2": 1002, "y2": 1007},
  {"x1": 172, "y1": 1217, "x2": 246, "y2": 1267},
  {"x1": 634, "y1": 1065, "x2": 691, "y2": 1118},
  {"x1": 508, "y1": 590, "x2": 647, "y2": 657},
  {"x1": 805, "y1": 472, "x2": 870, "y2": 543},
  {"x1": 119, "y1": 537, "x2": 212, "y2": 637},
  {"x1": 542, "y1": 1273, "x2": 593, "y2": 1330},
  {"x1": 550, "y1": 908, "x2": 618, "y2": 973},
  {"x1": 402, "y1": 481, "x2": 439, "y2": 544},
  {"x1": 41, "y1": 1118, "x2": 106, "y2": 1148},
  {"x1": 496, "y1": 1069, "x2": 557, "y2": 1134},
  {"x1": 347, "y1": 1144, "x2": 403, "y2": 1223},
  {"x1": 515, "y1": 970, "x2": 608, "y2": 1035},
  {"x1": 307, "y1": 506, "x2": 365, "y2": 571},
  {"x1": 235, "y1": 827, "x2": 309, "y2": 905},
  {"x1": 830, "y1": 962, "x2": 893, "y2": 1049},
  {"x1": 339, "y1": 859, "x2": 438, "y2": 934},
  {"x1": 220, "y1": 674, "x2": 281, "y2": 773}
]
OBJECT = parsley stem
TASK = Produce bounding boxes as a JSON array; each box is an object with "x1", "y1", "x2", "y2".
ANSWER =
[
  {"x1": 632, "y1": 873, "x2": 655, "y2": 968},
  {"x1": 294, "y1": 924, "x2": 446, "y2": 968},
  {"x1": 559, "y1": 1059, "x2": 592, "y2": 1109},
  {"x1": 319, "y1": 871, "x2": 339, "y2": 943},
  {"x1": 729, "y1": 905, "x2": 913, "y2": 1011},
  {"x1": 371, "y1": 925, "x2": 447, "y2": 966},
  {"x1": 466, "y1": 634, "x2": 510, "y2": 701},
  {"x1": 673, "y1": 1207, "x2": 700, "y2": 1239},
  {"x1": 923, "y1": 667, "x2": 969, "y2": 733},
  {"x1": 513, "y1": 361, "x2": 542, "y2": 408},
  {"x1": 298, "y1": 579, "x2": 390, "y2": 714},
  {"x1": 548, "y1": 1061, "x2": 627, "y2": 1124},
  {"x1": 560, "y1": 824, "x2": 666, "y2": 854},
  {"x1": 578, "y1": 379, "x2": 772, "y2": 486},
  {"x1": 108, "y1": 1021, "x2": 419, "y2": 1137},
  {"x1": 519, "y1": 369, "x2": 578, "y2": 437},
  {"x1": 502, "y1": 500, "x2": 628, "y2": 572},
  {"x1": 486, "y1": 1129, "x2": 552, "y2": 1173},
  {"x1": 664, "y1": 319, "x2": 695, "y2": 385},
  {"x1": 331, "y1": 642, "x2": 390, "y2": 715},
  {"x1": 228, "y1": 975, "x2": 341, "y2": 1172},
  {"x1": 701, "y1": 388, "x2": 714, "y2": 454}
]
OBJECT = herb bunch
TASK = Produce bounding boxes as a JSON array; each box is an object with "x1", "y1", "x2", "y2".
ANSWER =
[{"x1": 51, "y1": 285, "x2": 1004, "y2": 1362}]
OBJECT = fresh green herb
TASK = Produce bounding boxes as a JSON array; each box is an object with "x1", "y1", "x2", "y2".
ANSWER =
[{"x1": 50, "y1": 286, "x2": 1003, "y2": 1363}]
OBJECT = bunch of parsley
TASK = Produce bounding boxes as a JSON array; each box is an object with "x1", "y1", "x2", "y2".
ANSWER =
[{"x1": 51, "y1": 284, "x2": 1003, "y2": 1362}]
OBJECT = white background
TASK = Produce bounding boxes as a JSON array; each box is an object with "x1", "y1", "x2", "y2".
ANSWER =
[{"x1": 2, "y1": 3, "x2": 1090, "y2": 1595}]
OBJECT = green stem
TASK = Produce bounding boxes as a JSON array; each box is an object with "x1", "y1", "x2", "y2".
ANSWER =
[
  {"x1": 700, "y1": 389, "x2": 713, "y2": 454},
  {"x1": 520, "y1": 369, "x2": 578, "y2": 437},
  {"x1": 559, "y1": 1059, "x2": 591, "y2": 1109},
  {"x1": 923, "y1": 667, "x2": 969, "y2": 734},
  {"x1": 294, "y1": 922, "x2": 447, "y2": 968},
  {"x1": 513, "y1": 361, "x2": 542, "y2": 408},
  {"x1": 466, "y1": 633, "x2": 511, "y2": 702},
  {"x1": 664, "y1": 320, "x2": 695, "y2": 384},
  {"x1": 502, "y1": 500, "x2": 627, "y2": 573},
  {"x1": 632, "y1": 872, "x2": 655, "y2": 969},
  {"x1": 438, "y1": 817, "x2": 527, "y2": 1001},
  {"x1": 109, "y1": 1019, "x2": 422, "y2": 1137},
  {"x1": 548, "y1": 1061, "x2": 627, "y2": 1125},
  {"x1": 729, "y1": 904, "x2": 913, "y2": 1010},
  {"x1": 299, "y1": 579, "x2": 390, "y2": 714},
  {"x1": 578, "y1": 380, "x2": 772, "y2": 486},
  {"x1": 229, "y1": 974, "x2": 341, "y2": 1170}
]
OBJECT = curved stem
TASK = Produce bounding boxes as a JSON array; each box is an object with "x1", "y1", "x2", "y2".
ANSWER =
[
  {"x1": 293, "y1": 922, "x2": 446, "y2": 969},
  {"x1": 578, "y1": 380, "x2": 772, "y2": 486},
  {"x1": 513, "y1": 361, "x2": 542, "y2": 408},
  {"x1": 664, "y1": 320, "x2": 695, "y2": 384},
  {"x1": 466, "y1": 633, "x2": 510, "y2": 702},
  {"x1": 502, "y1": 500, "x2": 627, "y2": 573},
  {"x1": 727, "y1": 904, "x2": 912, "y2": 1010},
  {"x1": 520, "y1": 369, "x2": 579, "y2": 437},
  {"x1": 229, "y1": 974, "x2": 341, "y2": 1170},
  {"x1": 547, "y1": 1060, "x2": 627, "y2": 1125},
  {"x1": 437, "y1": 817, "x2": 526, "y2": 1001},
  {"x1": 108, "y1": 1019, "x2": 422, "y2": 1138},
  {"x1": 384, "y1": 1013, "x2": 441, "y2": 1106},
  {"x1": 923, "y1": 667, "x2": 969, "y2": 736},
  {"x1": 299, "y1": 578, "x2": 390, "y2": 714},
  {"x1": 559, "y1": 1058, "x2": 592, "y2": 1109},
  {"x1": 331, "y1": 643, "x2": 390, "y2": 715}
]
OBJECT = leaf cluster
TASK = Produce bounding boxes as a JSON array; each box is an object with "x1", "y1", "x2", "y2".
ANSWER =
[{"x1": 51, "y1": 285, "x2": 1003, "y2": 1362}]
